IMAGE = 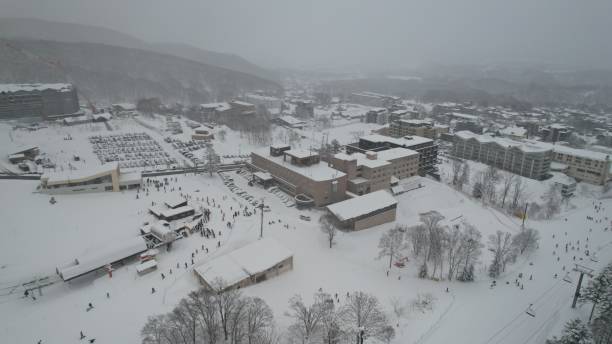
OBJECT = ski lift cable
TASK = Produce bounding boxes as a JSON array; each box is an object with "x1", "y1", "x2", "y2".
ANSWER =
[{"x1": 482, "y1": 278, "x2": 565, "y2": 344}]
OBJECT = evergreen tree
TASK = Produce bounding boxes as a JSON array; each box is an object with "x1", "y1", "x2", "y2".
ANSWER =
[{"x1": 546, "y1": 319, "x2": 592, "y2": 344}]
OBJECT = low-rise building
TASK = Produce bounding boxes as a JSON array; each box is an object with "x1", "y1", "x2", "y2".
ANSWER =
[
  {"x1": 250, "y1": 146, "x2": 347, "y2": 206},
  {"x1": 39, "y1": 163, "x2": 141, "y2": 193},
  {"x1": 276, "y1": 115, "x2": 307, "y2": 129},
  {"x1": 548, "y1": 145, "x2": 611, "y2": 185},
  {"x1": 194, "y1": 238, "x2": 293, "y2": 291},
  {"x1": 326, "y1": 190, "x2": 397, "y2": 230},
  {"x1": 452, "y1": 131, "x2": 552, "y2": 180},
  {"x1": 550, "y1": 172, "x2": 577, "y2": 198},
  {"x1": 192, "y1": 129, "x2": 214, "y2": 141}
]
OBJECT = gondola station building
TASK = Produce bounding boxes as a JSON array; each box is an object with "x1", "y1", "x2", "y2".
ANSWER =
[{"x1": 39, "y1": 162, "x2": 141, "y2": 194}]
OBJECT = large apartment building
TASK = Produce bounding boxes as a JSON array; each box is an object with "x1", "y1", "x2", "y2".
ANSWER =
[
  {"x1": 347, "y1": 134, "x2": 438, "y2": 176},
  {"x1": 389, "y1": 119, "x2": 449, "y2": 139},
  {"x1": 548, "y1": 145, "x2": 611, "y2": 185},
  {"x1": 452, "y1": 131, "x2": 553, "y2": 180},
  {"x1": 0, "y1": 83, "x2": 79, "y2": 120}
]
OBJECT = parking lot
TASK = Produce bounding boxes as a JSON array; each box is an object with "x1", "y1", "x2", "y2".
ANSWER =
[{"x1": 89, "y1": 133, "x2": 177, "y2": 169}]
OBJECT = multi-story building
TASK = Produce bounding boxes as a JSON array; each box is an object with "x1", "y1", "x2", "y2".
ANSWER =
[
  {"x1": 0, "y1": 83, "x2": 79, "y2": 120},
  {"x1": 365, "y1": 108, "x2": 389, "y2": 125},
  {"x1": 452, "y1": 131, "x2": 553, "y2": 180},
  {"x1": 347, "y1": 134, "x2": 438, "y2": 176},
  {"x1": 331, "y1": 147, "x2": 419, "y2": 195},
  {"x1": 454, "y1": 120, "x2": 484, "y2": 134},
  {"x1": 541, "y1": 124, "x2": 571, "y2": 143},
  {"x1": 389, "y1": 119, "x2": 449, "y2": 139},
  {"x1": 349, "y1": 92, "x2": 398, "y2": 108},
  {"x1": 244, "y1": 93, "x2": 282, "y2": 110},
  {"x1": 295, "y1": 100, "x2": 314, "y2": 118},
  {"x1": 548, "y1": 145, "x2": 610, "y2": 185},
  {"x1": 250, "y1": 145, "x2": 347, "y2": 206}
]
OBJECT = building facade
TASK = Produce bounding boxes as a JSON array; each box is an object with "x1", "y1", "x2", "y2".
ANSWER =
[
  {"x1": 551, "y1": 146, "x2": 611, "y2": 185},
  {"x1": 389, "y1": 119, "x2": 449, "y2": 139},
  {"x1": 40, "y1": 163, "x2": 141, "y2": 193},
  {"x1": 250, "y1": 146, "x2": 347, "y2": 206},
  {"x1": 452, "y1": 131, "x2": 552, "y2": 180},
  {"x1": 0, "y1": 83, "x2": 79, "y2": 119}
]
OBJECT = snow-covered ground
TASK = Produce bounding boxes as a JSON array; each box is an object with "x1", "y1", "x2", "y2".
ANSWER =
[{"x1": 1, "y1": 117, "x2": 611, "y2": 344}]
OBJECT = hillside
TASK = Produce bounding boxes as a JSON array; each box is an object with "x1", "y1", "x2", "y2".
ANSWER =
[
  {"x1": 0, "y1": 39, "x2": 282, "y2": 104},
  {"x1": 0, "y1": 17, "x2": 277, "y2": 82}
]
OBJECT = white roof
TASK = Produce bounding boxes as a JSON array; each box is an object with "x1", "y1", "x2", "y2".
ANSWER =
[
  {"x1": 327, "y1": 190, "x2": 397, "y2": 221},
  {"x1": 0, "y1": 83, "x2": 73, "y2": 93},
  {"x1": 164, "y1": 195, "x2": 187, "y2": 209},
  {"x1": 278, "y1": 115, "x2": 306, "y2": 126},
  {"x1": 454, "y1": 131, "x2": 551, "y2": 153},
  {"x1": 253, "y1": 171, "x2": 273, "y2": 181},
  {"x1": 334, "y1": 152, "x2": 390, "y2": 169},
  {"x1": 42, "y1": 163, "x2": 119, "y2": 186},
  {"x1": 499, "y1": 126, "x2": 527, "y2": 137},
  {"x1": 201, "y1": 102, "x2": 231, "y2": 111},
  {"x1": 161, "y1": 206, "x2": 194, "y2": 218},
  {"x1": 253, "y1": 148, "x2": 345, "y2": 182},
  {"x1": 451, "y1": 112, "x2": 479, "y2": 120},
  {"x1": 231, "y1": 100, "x2": 255, "y2": 107},
  {"x1": 245, "y1": 93, "x2": 280, "y2": 102},
  {"x1": 375, "y1": 147, "x2": 419, "y2": 160},
  {"x1": 92, "y1": 113, "x2": 112, "y2": 121},
  {"x1": 58, "y1": 236, "x2": 147, "y2": 281},
  {"x1": 360, "y1": 134, "x2": 433, "y2": 147},
  {"x1": 119, "y1": 171, "x2": 142, "y2": 185},
  {"x1": 136, "y1": 259, "x2": 158, "y2": 273},
  {"x1": 551, "y1": 145, "x2": 610, "y2": 161},
  {"x1": 285, "y1": 149, "x2": 318, "y2": 159},
  {"x1": 194, "y1": 238, "x2": 293, "y2": 287}
]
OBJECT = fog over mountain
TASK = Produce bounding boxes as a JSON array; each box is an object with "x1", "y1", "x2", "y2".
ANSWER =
[{"x1": 1, "y1": 0, "x2": 611, "y2": 71}]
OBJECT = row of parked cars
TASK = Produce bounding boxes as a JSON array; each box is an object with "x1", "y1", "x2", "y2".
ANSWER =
[
  {"x1": 219, "y1": 171, "x2": 263, "y2": 209},
  {"x1": 89, "y1": 133, "x2": 176, "y2": 169}
]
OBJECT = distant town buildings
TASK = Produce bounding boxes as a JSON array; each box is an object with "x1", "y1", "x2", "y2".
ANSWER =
[
  {"x1": 0, "y1": 83, "x2": 79, "y2": 119},
  {"x1": 244, "y1": 93, "x2": 282, "y2": 110},
  {"x1": 294, "y1": 100, "x2": 314, "y2": 118},
  {"x1": 349, "y1": 92, "x2": 398, "y2": 108},
  {"x1": 541, "y1": 124, "x2": 571, "y2": 143},
  {"x1": 452, "y1": 131, "x2": 553, "y2": 180},
  {"x1": 389, "y1": 119, "x2": 449, "y2": 139}
]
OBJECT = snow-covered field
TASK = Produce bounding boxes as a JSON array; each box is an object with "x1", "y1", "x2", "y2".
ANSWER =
[{"x1": 1, "y1": 118, "x2": 611, "y2": 344}]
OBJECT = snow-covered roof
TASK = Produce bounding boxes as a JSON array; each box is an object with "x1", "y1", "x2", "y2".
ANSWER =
[
  {"x1": 327, "y1": 190, "x2": 397, "y2": 221},
  {"x1": 285, "y1": 149, "x2": 318, "y2": 159},
  {"x1": 499, "y1": 126, "x2": 527, "y2": 137},
  {"x1": 252, "y1": 148, "x2": 345, "y2": 182},
  {"x1": 41, "y1": 163, "x2": 119, "y2": 186},
  {"x1": 334, "y1": 152, "x2": 390, "y2": 169},
  {"x1": 278, "y1": 115, "x2": 306, "y2": 126},
  {"x1": 549, "y1": 172, "x2": 576, "y2": 186},
  {"x1": 375, "y1": 147, "x2": 419, "y2": 161},
  {"x1": 454, "y1": 131, "x2": 551, "y2": 153},
  {"x1": 201, "y1": 102, "x2": 231, "y2": 111},
  {"x1": 0, "y1": 83, "x2": 73, "y2": 93},
  {"x1": 58, "y1": 236, "x2": 147, "y2": 281},
  {"x1": 136, "y1": 259, "x2": 158, "y2": 273},
  {"x1": 231, "y1": 100, "x2": 255, "y2": 107},
  {"x1": 194, "y1": 238, "x2": 293, "y2": 288},
  {"x1": 360, "y1": 134, "x2": 433, "y2": 147},
  {"x1": 450, "y1": 113, "x2": 478, "y2": 121},
  {"x1": 163, "y1": 195, "x2": 187, "y2": 209},
  {"x1": 253, "y1": 171, "x2": 273, "y2": 181},
  {"x1": 245, "y1": 94, "x2": 280, "y2": 102},
  {"x1": 119, "y1": 171, "x2": 142, "y2": 185},
  {"x1": 551, "y1": 145, "x2": 610, "y2": 161},
  {"x1": 92, "y1": 113, "x2": 112, "y2": 121},
  {"x1": 161, "y1": 206, "x2": 194, "y2": 218}
]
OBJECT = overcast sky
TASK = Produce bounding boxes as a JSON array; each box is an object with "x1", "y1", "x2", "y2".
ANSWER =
[{"x1": 2, "y1": 0, "x2": 611, "y2": 71}]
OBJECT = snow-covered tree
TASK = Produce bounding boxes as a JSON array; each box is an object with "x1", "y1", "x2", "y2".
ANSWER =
[
  {"x1": 457, "y1": 162, "x2": 470, "y2": 192},
  {"x1": 244, "y1": 297, "x2": 274, "y2": 344},
  {"x1": 451, "y1": 159, "x2": 463, "y2": 187},
  {"x1": 286, "y1": 294, "x2": 326, "y2": 343},
  {"x1": 512, "y1": 227, "x2": 540, "y2": 255},
  {"x1": 457, "y1": 222, "x2": 483, "y2": 282},
  {"x1": 488, "y1": 231, "x2": 517, "y2": 278},
  {"x1": 500, "y1": 171, "x2": 516, "y2": 208},
  {"x1": 546, "y1": 319, "x2": 592, "y2": 344},
  {"x1": 543, "y1": 184, "x2": 562, "y2": 218},
  {"x1": 511, "y1": 177, "x2": 525, "y2": 210},
  {"x1": 377, "y1": 226, "x2": 407, "y2": 269},
  {"x1": 205, "y1": 143, "x2": 219, "y2": 177},
  {"x1": 317, "y1": 292, "x2": 343, "y2": 344},
  {"x1": 341, "y1": 291, "x2": 390, "y2": 344},
  {"x1": 211, "y1": 278, "x2": 243, "y2": 341},
  {"x1": 320, "y1": 214, "x2": 338, "y2": 249},
  {"x1": 580, "y1": 263, "x2": 612, "y2": 322}
]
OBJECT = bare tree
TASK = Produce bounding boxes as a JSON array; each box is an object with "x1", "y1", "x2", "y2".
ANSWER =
[
  {"x1": 457, "y1": 222, "x2": 483, "y2": 282},
  {"x1": 205, "y1": 143, "x2": 219, "y2": 177},
  {"x1": 341, "y1": 291, "x2": 390, "y2": 344},
  {"x1": 211, "y1": 279, "x2": 243, "y2": 341},
  {"x1": 483, "y1": 165, "x2": 500, "y2": 203},
  {"x1": 286, "y1": 295, "x2": 326, "y2": 344},
  {"x1": 512, "y1": 227, "x2": 540, "y2": 255},
  {"x1": 228, "y1": 297, "x2": 249, "y2": 344},
  {"x1": 499, "y1": 171, "x2": 516, "y2": 208},
  {"x1": 142, "y1": 315, "x2": 169, "y2": 344},
  {"x1": 320, "y1": 214, "x2": 338, "y2": 249},
  {"x1": 457, "y1": 162, "x2": 470, "y2": 192},
  {"x1": 389, "y1": 297, "x2": 408, "y2": 327},
  {"x1": 543, "y1": 184, "x2": 562, "y2": 219},
  {"x1": 377, "y1": 226, "x2": 407, "y2": 269},
  {"x1": 317, "y1": 292, "x2": 343, "y2": 344},
  {"x1": 445, "y1": 224, "x2": 464, "y2": 281},
  {"x1": 245, "y1": 297, "x2": 274, "y2": 344},
  {"x1": 488, "y1": 231, "x2": 517, "y2": 278},
  {"x1": 407, "y1": 224, "x2": 428, "y2": 258},
  {"x1": 511, "y1": 178, "x2": 525, "y2": 210},
  {"x1": 451, "y1": 159, "x2": 463, "y2": 187},
  {"x1": 421, "y1": 211, "x2": 446, "y2": 279},
  {"x1": 187, "y1": 289, "x2": 220, "y2": 344}
]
